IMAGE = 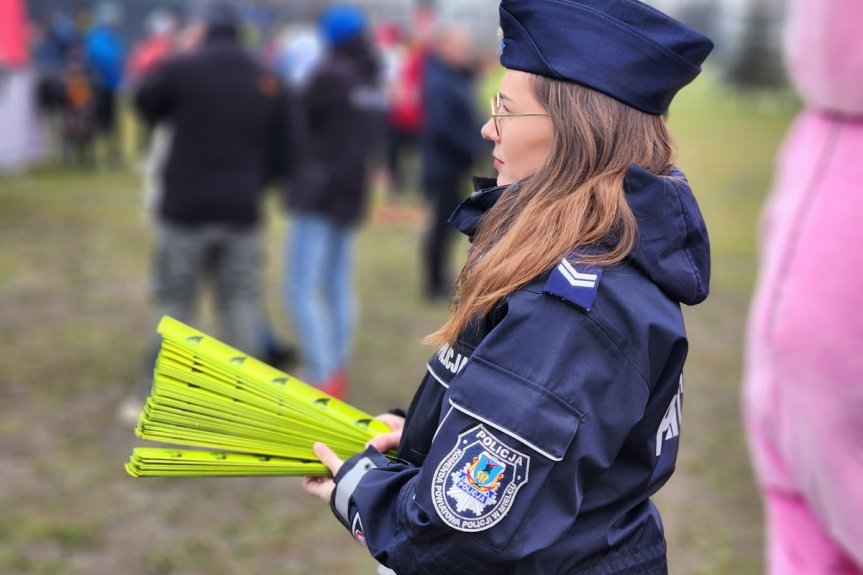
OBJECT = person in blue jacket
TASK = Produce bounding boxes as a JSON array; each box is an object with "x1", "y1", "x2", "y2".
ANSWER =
[
  {"x1": 84, "y1": 2, "x2": 125, "y2": 167},
  {"x1": 303, "y1": 1, "x2": 713, "y2": 573}
]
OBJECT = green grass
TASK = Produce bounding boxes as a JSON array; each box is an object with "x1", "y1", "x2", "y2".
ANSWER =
[{"x1": 0, "y1": 72, "x2": 794, "y2": 574}]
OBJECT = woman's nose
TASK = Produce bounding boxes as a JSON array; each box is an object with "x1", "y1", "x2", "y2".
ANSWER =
[{"x1": 480, "y1": 117, "x2": 498, "y2": 142}]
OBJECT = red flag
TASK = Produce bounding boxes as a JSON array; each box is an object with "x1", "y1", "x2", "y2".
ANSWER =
[{"x1": 0, "y1": 0, "x2": 29, "y2": 68}]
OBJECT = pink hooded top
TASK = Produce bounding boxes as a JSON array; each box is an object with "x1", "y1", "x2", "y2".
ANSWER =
[{"x1": 743, "y1": 0, "x2": 863, "y2": 568}]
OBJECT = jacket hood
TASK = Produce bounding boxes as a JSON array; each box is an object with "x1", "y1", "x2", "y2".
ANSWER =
[
  {"x1": 624, "y1": 164, "x2": 710, "y2": 305},
  {"x1": 450, "y1": 166, "x2": 710, "y2": 306}
]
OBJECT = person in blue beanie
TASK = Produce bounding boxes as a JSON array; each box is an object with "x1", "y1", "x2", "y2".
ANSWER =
[
  {"x1": 303, "y1": 1, "x2": 713, "y2": 573},
  {"x1": 284, "y1": 4, "x2": 384, "y2": 399}
]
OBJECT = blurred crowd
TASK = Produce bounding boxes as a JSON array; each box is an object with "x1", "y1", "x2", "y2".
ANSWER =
[
  {"x1": 29, "y1": 2, "x2": 127, "y2": 167},
  {"x1": 10, "y1": 0, "x2": 496, "y2": 420},
  {"x1": 21, "y1": 1, "x2": 493, "y2": 171}
]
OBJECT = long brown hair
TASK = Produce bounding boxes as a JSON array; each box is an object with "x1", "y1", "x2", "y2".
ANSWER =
[{"x1": 425, "y1": 74, "x2": 676, "y2": 345}]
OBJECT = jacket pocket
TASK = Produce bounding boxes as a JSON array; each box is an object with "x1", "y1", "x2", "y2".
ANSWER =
[
  {"x1": 448, "y1": 355, "x2": 584, "y2": 461},
  {"x1": 407, "y1": 354, "x2": 585, "y2": 561}
]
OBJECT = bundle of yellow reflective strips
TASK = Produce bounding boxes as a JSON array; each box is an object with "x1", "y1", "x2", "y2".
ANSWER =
[{"x1": 125, "y1": 316, "x2": 391, "y2": 478}]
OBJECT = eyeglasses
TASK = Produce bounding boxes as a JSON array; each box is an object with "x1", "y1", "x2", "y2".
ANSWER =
[{"x1": 489, "y1": 93, "x2": 548, "y2": 137}]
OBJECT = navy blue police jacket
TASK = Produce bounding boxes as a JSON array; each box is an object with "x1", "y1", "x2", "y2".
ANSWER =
[{"x1": 330, "y1": 164, "x2": 710, "y2": 574}]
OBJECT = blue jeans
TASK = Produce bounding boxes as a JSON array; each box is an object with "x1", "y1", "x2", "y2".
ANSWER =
[{"x1": 285, "y1": 214, "x2": 356, "y2": 385}]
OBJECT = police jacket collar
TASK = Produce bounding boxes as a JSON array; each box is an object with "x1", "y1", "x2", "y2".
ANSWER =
[{"x1": 448, "y1": 176, "x2": 508, "y2": 240}]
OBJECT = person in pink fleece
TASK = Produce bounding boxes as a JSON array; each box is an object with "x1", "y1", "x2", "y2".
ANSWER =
[{"x1": 743, "y1": 0, "x2": 863, "y2": 573}]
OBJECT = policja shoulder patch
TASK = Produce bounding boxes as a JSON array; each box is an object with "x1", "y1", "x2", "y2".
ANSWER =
[
  {"x1": 543, "y1": 258, "x2": 603, "y2": 312},
  {"x1": 431, "y1": 425, "x2": 530, "y2": 532}
]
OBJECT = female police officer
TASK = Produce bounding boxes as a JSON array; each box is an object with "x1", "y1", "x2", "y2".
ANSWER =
[{"x1": 304, "y1": 1, "x2": 713, "y2": 573}]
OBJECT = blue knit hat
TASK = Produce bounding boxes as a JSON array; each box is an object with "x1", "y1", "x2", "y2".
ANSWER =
[
  {"x1": 499, "y1": 0, "x2": 714, "y2": 115},
  {"x1": 319, "y1": 4, "x2": 367, "y2": 47}
]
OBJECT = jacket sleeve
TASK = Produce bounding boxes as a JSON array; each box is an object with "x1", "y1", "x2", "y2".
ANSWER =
[
  {"x1": 133, "y1": 58, "x2": 177, "y2": 127},
  {"x1": 329, "y1": 289, "x2": 652, "y2": 574}
]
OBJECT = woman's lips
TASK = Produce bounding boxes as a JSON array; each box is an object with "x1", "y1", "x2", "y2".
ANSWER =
[{"x1": 493, "y1": 157, "x2": 503, "y2": 168}]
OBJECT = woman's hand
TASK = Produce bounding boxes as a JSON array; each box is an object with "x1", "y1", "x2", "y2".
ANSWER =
[
  {"x1": 302, "y1": 442, "x2": 344, "y2": 502},
  {"x1": 303, "y1": 414, "x2": 404, "y2": 502},
  {"x1": 368, "y1": 413, "x2": 405, "y2": 453}
]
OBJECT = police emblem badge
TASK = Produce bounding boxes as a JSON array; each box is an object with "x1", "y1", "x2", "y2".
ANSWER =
[{"x1": 431, "y1": 425, "x2": 530, "y2": 532}]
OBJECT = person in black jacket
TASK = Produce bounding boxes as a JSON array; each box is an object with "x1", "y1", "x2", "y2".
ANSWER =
[
  {"x1": 284, "y1": 4, "x2": 383, "y2": 399},
  {"x1": 419, "y1": 22, "x2": 486, "y2": 301},
  {"x1": 121, "y1": 0, "x2": 292, "y2": 422}
]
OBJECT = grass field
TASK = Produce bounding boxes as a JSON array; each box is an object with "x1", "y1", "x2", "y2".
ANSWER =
[{"x1": 0, "y1": 72, "x2": 795, "y2": 575}]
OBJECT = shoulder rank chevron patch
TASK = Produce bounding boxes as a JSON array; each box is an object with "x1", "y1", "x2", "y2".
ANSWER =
[{"x1": 543, "y1": 258, "x2": 603, "y2": 312}]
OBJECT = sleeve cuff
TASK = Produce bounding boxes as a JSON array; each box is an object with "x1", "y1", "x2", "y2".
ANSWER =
[{"x1": 330, "y1": 446, "x2": 389, "y2": 528}]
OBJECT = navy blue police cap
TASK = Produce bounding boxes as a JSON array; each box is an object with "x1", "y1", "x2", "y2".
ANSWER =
[{"x1": 499, "y1": 0, "x2": 714, "y2": 115}]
